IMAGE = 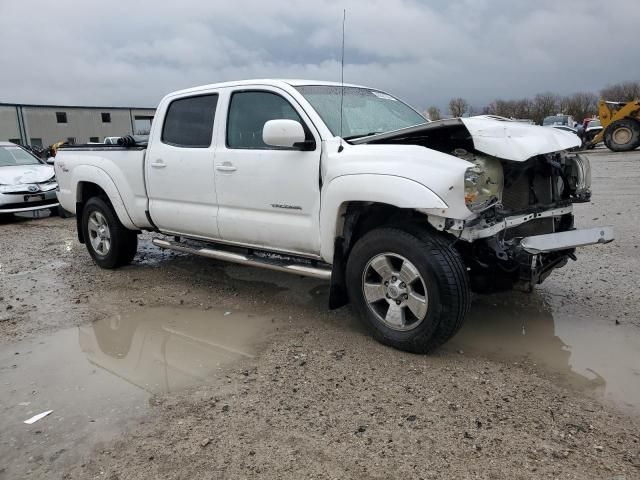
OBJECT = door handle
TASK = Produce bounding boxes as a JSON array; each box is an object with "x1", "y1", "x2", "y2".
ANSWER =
[
  {"x1": 215, "y1": 163, "x2": 237, "y2": 172},
  {"x1": 150, "y1": 160, "x2": 166, "y2": 168}
]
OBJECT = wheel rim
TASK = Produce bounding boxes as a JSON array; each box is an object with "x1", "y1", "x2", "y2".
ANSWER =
[
  {"x1": 612, "y1": 126, "x2": 632, "y2": 145},
  {"x1": 362, "y1": 253, "x2": 429, "y2": 332},
  {"x1": 87, "y1": 211, "x2": 111, "y2": 256}
]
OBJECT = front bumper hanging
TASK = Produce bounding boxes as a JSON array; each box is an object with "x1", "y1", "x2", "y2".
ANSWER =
[{"x1": 519, "y1": 226, "x2": 614, "y2": 254}]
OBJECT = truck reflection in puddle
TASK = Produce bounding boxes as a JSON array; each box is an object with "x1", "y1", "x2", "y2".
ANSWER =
[
  {"x1": 449, "y1": 293, "x2": 639, "y2": 414},
  {"x1": 79, "y1": 307, "x2": 272, "y2": 393}
]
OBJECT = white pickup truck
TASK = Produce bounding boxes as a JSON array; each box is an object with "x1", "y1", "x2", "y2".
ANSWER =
[{"x1": 55, "y1": 79, "x2": 613, "y2": 353}]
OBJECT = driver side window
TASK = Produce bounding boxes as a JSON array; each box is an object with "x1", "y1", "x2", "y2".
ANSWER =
[{"x1": 226, "y1": 91, "x2": 305, "y2": 150}]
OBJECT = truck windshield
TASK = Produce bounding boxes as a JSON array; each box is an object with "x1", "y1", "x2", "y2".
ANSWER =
[
  {"x1": 295, "y1": 85, "x2": 426, "y2": 139},
  {"x1": 0, "y1": 145, "x2": 41, "y2": 167}
]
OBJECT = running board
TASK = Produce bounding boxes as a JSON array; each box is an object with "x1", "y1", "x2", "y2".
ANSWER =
[{"x1": 152, "y1": 238, "x2": 332, "y2": 280}]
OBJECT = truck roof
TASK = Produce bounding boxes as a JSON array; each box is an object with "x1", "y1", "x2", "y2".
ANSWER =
[{"x1": 168, "y1": 79, "x2": 369, "y2": 97}]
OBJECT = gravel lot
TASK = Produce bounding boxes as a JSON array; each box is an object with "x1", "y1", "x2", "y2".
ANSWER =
[{"x1": 1, "y1": 151, "x2": 639, "y2": 479}]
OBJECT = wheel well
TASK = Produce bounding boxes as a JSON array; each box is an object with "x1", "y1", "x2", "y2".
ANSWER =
[
  {"x1": 328, "y1": 202, "x2": 426, "y2": 309},
  {"x1": 75, "y1": 182, "x2": 110, "y2": 243},
  {"x1": 340, "y1": 202, "x2": 423, "y2": 257}
]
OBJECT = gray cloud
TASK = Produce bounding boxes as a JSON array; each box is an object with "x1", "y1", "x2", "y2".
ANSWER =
[{"x1": 1, "y1": 0, "x2": 639, "y2": 111}]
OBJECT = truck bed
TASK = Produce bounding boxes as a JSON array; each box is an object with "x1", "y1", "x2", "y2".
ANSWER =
[{"x1": 54, "y1": 144, "x2": 152, "y2": 230}]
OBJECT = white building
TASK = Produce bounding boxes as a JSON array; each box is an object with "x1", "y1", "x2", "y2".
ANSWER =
[{"x1": 0, "y1": 102, "x2": 156, "y2": 147}]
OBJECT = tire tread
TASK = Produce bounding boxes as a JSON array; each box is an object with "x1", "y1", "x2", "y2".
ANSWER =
[
  {"x1": 82, "y1": 196, "x2": 137, "y2": 269},
  {"x1": 346, "y1": 225, "x2": 470, "y2": 353}
]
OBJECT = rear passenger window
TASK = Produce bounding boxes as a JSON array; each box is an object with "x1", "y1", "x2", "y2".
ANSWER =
[
  {"x1": 227, "y1": 91, "x2": 304, "y2": 149},
  {"x1": 162, "y1": 94, "x2": 218, "y2": 148}
]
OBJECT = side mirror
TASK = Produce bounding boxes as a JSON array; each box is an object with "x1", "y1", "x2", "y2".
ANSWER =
[
  {"x1": 46, "y1": 158, "x2": 55, "y2": 165},
  {"x1": 263, "y1": 119, "x2": 307, "y2": 149}
]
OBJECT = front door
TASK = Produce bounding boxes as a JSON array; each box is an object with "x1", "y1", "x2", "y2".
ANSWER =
[
  {"x1": 146, "y1": 93, "x2": 220, "y2": 238},
  {"x1": 213, "y1": 88, "x2": 322, "y2": 256}
]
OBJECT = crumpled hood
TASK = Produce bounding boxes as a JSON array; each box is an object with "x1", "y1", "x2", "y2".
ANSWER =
[
  {"x1": 460, "y1": 117, "x2": 580, "y2": 161},
  {"x1": 350, "y1": 117, "x2": 581, "y2": 162},
  {"x1": 0, "y1": 164, "x2": 55, "y2": 185}
]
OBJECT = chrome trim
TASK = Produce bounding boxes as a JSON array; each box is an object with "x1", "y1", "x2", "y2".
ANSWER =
[
  {"x1": 155, "y1": 229, "x2": 323, "y2": 261},
  {"x1": 520, "y1": 226, "x2": 614, "y2": 254},
  {"x1": 152, "y1": 238, "x2": 332, "y2": 280},
  {"x1": 0, "y1": 202, "x2": 59, "y2": 213}
]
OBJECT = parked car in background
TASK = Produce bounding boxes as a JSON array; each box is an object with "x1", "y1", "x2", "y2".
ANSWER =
[
  {"x1": 0, "y1": 142, "x2": 59, "y2": 216},
  {"x1": 548, "y1": 125, "x2": 578, "y2": 134},
  {"x1": 585, "y1": 118, "x2": 603, "y2": 145},
  {"x1": 542, "y1": 114, "x2": 575, "y2": 128}
]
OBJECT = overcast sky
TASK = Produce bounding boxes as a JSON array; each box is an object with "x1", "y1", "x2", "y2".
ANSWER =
[{"x1": 1, "y1": 0, "x2": 639, "y2": 110}]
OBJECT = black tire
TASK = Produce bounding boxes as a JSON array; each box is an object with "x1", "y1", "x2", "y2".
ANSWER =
[
  {"x1": 81, "y1": 196, "x2": 138, "y2": 269},
  {"x1": 604, "y1": 118, "x2": 640, "y2": 152},
  {"x1": 346, "y1": 226, "x2": 470, "y2": 353}
]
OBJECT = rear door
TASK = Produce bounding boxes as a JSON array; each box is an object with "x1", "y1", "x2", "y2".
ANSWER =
[
  {"x1": 213, "y1": 87, "x2": 322, "y2": 256},
  {"x1": 146, "y1": 93, "x2": 220, "y2": 238}
]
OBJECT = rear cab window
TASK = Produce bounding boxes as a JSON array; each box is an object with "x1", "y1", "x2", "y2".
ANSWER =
[{"x1": 162, "y1": 94, "x2": 219, "y2": 148}]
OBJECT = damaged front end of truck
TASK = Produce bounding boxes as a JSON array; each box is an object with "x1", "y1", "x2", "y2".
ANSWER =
[{"x1": 352, "y1": 118, "x2": 613, "y2": 293}]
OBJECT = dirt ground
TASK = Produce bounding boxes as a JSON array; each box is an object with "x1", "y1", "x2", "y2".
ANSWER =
[{"x1": 1, "y1": 151, "x2": 639, "y2": 479}]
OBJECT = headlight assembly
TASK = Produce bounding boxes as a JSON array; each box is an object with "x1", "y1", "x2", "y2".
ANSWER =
[{"x1": 454, "y1": 149, "x2": 504, "y2": 212}]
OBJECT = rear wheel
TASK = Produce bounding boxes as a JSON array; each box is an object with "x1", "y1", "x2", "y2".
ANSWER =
[
  {"x1": 82, "y1": 197, "x2": 138, "y2": 268},
  {"x1": 604, "y1": 118, "x2": 640, "y2": 152},
  {"x1": 346, "y1": 226, "x2": 470, "y2": 353}
]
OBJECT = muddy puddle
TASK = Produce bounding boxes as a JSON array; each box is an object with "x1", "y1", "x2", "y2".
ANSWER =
[
  {"x1": 448, "y1": 294, "x2": 640, "y2": 415},
  {"x1": 0, "y1": 307, "x2": 276, "y2": 478}
]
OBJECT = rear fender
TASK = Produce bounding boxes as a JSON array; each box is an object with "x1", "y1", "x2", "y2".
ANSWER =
[{"x1": 74, "y1": 166, "x2": 136, "y2": 230}]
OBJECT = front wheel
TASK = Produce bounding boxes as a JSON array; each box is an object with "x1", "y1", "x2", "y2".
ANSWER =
[
  {"x1": 346, "y1": 226, "x2": 470, "y2": 353},
  {"x1": 81, "y1": 196, "x2": 138, "y2": 269}
]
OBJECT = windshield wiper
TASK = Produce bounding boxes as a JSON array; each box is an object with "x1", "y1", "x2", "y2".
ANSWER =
[{"x1": 343, "y1": 131, "x2": 385, "y2": 141}]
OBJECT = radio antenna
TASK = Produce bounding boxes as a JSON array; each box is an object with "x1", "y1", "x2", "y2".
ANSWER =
[{"x1": 338, "y1": 8, "x2": 346, "y2": 152}]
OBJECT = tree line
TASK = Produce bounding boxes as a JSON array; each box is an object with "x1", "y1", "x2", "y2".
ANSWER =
[{"x1": 425, "y1": 80, "x2": 640, "y2": 125}]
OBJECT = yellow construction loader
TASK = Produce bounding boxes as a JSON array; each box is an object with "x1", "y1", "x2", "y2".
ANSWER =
[{"x1": 588, "y1": 100, "x2": 640, "y2": 151}]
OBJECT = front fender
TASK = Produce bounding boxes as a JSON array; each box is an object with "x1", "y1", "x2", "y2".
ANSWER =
[
  {"x1": 72, "y1": 165, "x2": 137, "y2": 230},
  {"x1": 319, "y1": 174, "x2": 447, "y2": 261}
]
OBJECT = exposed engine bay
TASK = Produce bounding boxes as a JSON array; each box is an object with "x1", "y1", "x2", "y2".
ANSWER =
[
  {"x1": 353, "y1": 117, "x2": 597, "y2": 292},
  {"x1": 453, "y1": 150, "x2": 591, "y2": 292}
]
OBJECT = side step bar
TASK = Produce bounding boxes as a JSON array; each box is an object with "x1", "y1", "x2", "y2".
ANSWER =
[{"x1": 152, "y1": 238, "x2": 332, "y2": 280}]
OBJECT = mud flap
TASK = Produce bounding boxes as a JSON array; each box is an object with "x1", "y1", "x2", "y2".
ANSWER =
[
  {"x1": 76, "y1": 201, "x2": 85, "y2": 243},
  {"x1": 328, "y1": 237, "x2": 348, "y2": 309}
]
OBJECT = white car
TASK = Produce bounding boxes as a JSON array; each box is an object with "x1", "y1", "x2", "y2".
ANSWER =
[
  {"x1": 54, "y1": 79, "x2": 612, "y2": 353},
  {"x1": 0, "y1": 142, "x2": 59, "y2": 215}
]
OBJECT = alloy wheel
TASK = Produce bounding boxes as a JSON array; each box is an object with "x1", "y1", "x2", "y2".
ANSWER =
[
  {"x1": 87, "y1": 211, "x2": 111, "y2": 256},
  {"x1": 362, "y1": 252, "x2": 429, "y2": 331}
]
